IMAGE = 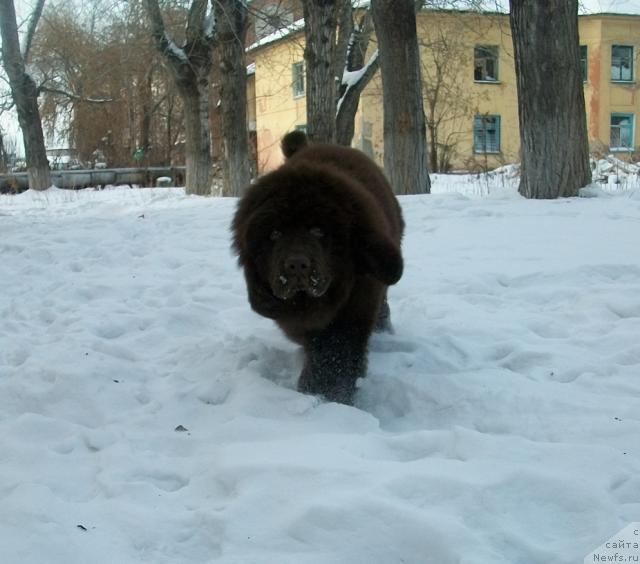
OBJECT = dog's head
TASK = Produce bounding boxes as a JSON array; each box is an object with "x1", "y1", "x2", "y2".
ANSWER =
[
  {"x1": 262, "y1": 223, "x2": 334, "y2": 301},
  {"x1": 232, "y1": 163, "x2": 402, "y2": 317}
]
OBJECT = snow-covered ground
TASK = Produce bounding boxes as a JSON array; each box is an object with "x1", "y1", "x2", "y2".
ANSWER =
[{"x1": 1, "y1": 178, "x2": 640, "y2": 564}]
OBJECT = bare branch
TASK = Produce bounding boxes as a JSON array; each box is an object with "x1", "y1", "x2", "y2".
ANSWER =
[
  {"x1": 337, "y1": 48, "x2": 379, "y2": 113},
  {"x1": 334, "y1": 0, "x2": 352, "y2": 81},
  {"x1": 144, "y1": 0, "x2": 187, "y2": 67},
  {"x1": 38, "y1": 86, "x2": 114, "y2": 104},
  {"x1": 186, "y1": 0, "x2": 212, "y2": 45},
  {"x1": 22, "y1": 0, "x2": 46, "y2": 63}
]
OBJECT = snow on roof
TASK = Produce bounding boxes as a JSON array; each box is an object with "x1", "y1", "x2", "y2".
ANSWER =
[
  {"x1": 247, "y1": 18, "x2": 304, "y2": 52},
  {"x1": 246, "y1": 3, "x2": 640, "y2": 54}
]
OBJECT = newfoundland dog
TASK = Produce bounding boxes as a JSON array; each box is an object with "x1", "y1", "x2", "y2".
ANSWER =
[{"x1": 232, "y1": 131, "x2": 404, "y2": 405}]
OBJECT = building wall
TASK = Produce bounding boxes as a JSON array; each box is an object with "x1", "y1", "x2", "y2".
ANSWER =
[
  {"x1": 254, "y1": 35, "x2": 307, "y2": 170},
  {"x1": 251, "y1": 11, "x2": 640, "y2": 174},
  {"x1": 583, "y1": 15, "x2": 640, "y2": 154}
]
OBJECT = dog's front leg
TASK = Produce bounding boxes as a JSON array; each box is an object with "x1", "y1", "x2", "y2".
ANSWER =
[{"x1": 298, "y1": 325, "x2": 369, "y2": 405}]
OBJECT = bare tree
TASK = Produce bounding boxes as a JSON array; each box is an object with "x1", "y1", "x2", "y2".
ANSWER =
[
  {"x1": 0, "y1": 0, "x2": 51, "y2": 190},
  {"x1": 301, "y1": 0, "x2": 346, "y2": 143},
  {"x1": 509, "y1": 0, "x2": 591, "y2": 198},
  {"x1": 32, "y1": 1, "x2": 183, "y2": 168},
  {"x1": 214, "y1": 0, "x2": 251, "y2": 196},
  {"x1": 371, "y1": 0, "x2": 430, "y2": 194},
  {"x1": 145, "y1": 0, "x2": 215, "y2": 195},
  {"x1": 420, "y1": 26, "x2": 485, "y2": 172}
]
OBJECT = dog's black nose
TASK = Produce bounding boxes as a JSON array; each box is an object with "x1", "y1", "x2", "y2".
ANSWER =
[{"x1": 285, "y1": 254, "x2": 310, "y2": 275}]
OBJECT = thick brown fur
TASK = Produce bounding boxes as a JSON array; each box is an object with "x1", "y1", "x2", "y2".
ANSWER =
[{"x1": 232, "y1": 132, "x2": 404, "y2": 404}]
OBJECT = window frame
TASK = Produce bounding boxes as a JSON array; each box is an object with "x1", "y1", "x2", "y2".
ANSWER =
[
  {"x1": 580, "y1": 45, "x2": 588, "y2": 83},
  {"x1": 611, "y1": 45, "x2": 634, "y2": 83},
  {"x1": 610, "y1": 113, "x2": 635, "y2": 152},
  {"x1": 292, "y1": 61, "x2": 305, "y2": 98},
  {"x1": 473, "y1": 115, "x2": 501, "y2": 154},
  {"x1": 474, "y1": 45, "x2": 500, "y2": 83}
]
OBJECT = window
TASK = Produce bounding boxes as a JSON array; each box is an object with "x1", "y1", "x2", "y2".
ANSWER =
[
  {"x1": 474, "y1": 46, "x2": 499, "y2": 82},
  {"x1": 611, "y1": 45, "x2": 634, "y2": 82},
  {"x1": 580, "y1": 45, "x2": 588, "y2": 82},
  {"x1": 473, "y1": 115, "x2": 501, "y2": 153},
  {"x1": 292, "y1": 61, "x2": 305, "y2": 98},
  {"x1": 610, "y1": 113, "x2": 635, "y2": 151}
]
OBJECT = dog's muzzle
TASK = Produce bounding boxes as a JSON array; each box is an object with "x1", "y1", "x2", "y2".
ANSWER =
[{"x1": 272, "y1": 254, "x2": 330, "y2": 300}]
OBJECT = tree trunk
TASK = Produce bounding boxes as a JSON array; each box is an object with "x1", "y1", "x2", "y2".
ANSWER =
[
  {"x1": 428, "y1": 121, "x2": 438, "y2": 172},
  {"x1": 145, "y1": 0, "x2": 213, "y2": 195},
  {"x1": 0, "y1": 0, "x2": 51, "y2": 191},
  {"x1": 335, "y1": 10, "x2": 380, "y2": 147},
  {"x1": 215, "y1": 0, "x2": 251, "y2": 196},
  {"x1": 335, "y1": 54, "x2": 379, "y2": 146},
  {"x1": 301, "y1": 0, "x2": 343, "y2": 143},
  {"x1": 509, "y1": 0, "x2": 591, "y2": 198},
  {"x1": 181, "y1": 84, "x2": 213, "y2": 196},
  {"x1": 371, "y1": 0, "x2": 430, "y2": 194},
  {"x1": 140, "y1": 66, "x2": 154, "y2": 154}
]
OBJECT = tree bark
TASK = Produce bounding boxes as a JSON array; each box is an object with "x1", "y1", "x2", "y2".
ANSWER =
[
  {"x1": 214, "y1": 0, "x2": 251, "y2": 196},
  {"x1": 145, "y1": 0, "x2": 214, "y2": 195},
  {"x1": 371, "y1": 0, "x2": 430, "y2": 194},
  {"x1": 139, "y1": 65, "x2": 154, "y2": 154},
  {"x1": 335, "y1": 10, "x2": 380, "y2": 147},
  {"x1": 0, "y1": 0, "x2": 51, "y2": 191},
  {"x1": 509, "y1": 0, "x2": 591, "y2": 198},
  {"x1": 301, "y1": 0, "x2": 344, "y2": 143}
]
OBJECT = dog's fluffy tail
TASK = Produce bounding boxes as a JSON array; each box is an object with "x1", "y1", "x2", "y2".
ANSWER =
[{"x1": 281, "y1": 130, "x2": 308, "y2": 159}]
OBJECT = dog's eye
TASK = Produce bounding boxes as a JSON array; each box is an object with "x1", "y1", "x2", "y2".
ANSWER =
[
  {"x1": 309, "y1": 227, "x2": 324, "y2": 238},
  {"x1": 270, "y1": 230, "x2": 282, "y2": 241}
]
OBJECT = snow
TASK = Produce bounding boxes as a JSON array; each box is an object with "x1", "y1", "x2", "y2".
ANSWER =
[
  {"x1": 337, "y1": 50, "x2": 379, "y2": 115},
  {"x1": 1, "y1": 179, "x2": 640, "y2": 564},
  {"x1": 247, "y1": 18, "x2": 304, "y2": 52}
]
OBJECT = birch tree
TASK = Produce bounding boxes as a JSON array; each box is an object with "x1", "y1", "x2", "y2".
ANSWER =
[
  {"x1": 145, "y1": 0, "x2": 215, "y2": 195},
  {"x1": 0, "y1": 0, "x2": 51, "y2": 190},
  {"x1": 509, "y1": 0, "x2": 591, "y2": 198}
]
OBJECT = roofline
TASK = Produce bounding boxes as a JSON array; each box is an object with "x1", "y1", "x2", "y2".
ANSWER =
[
  {"x1": 580, "y1": 12, "x2": 640, "y2": 18},
  {"x1": 247, "y1": 9, "x2": 640, "y2": 53}
]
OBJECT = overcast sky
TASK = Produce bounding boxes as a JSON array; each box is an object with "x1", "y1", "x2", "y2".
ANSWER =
[
  {"x1": 486, "y1": 0, "x2": 640, "y2": 13},
  {"x1": 581, "y1": 0, "x2": 640, "y2": 12}
]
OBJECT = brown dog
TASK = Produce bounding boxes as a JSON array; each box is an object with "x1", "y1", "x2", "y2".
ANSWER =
[{"x1": 232, "y1": 132, "x2": 404, "y2": 404}]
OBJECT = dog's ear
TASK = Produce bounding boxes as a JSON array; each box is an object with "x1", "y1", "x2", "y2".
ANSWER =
[
  {"x1": 281, "y1": 130, "x2": 308, "y2": 159},
  {"x1": 352, "y1": 224, "x2": 403, "y2": 285}
]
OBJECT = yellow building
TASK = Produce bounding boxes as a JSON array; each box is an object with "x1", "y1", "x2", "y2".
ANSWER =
[{"x1": 250, "y1": 10, "x2": 640, "y2": 173}]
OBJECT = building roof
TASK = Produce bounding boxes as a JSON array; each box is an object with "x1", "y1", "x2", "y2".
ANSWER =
[
  {"x1": 247, "y1": 18, "x2": 304, "y2": 52},
  {"x1": 247, "y1": 8, "x2": 640, "y2": 54}
]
